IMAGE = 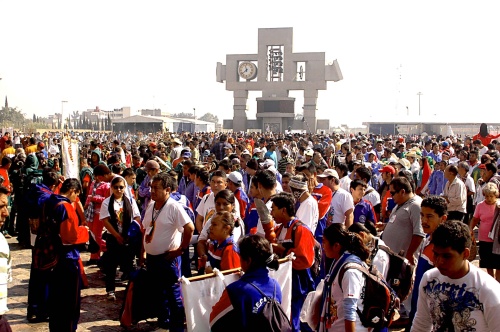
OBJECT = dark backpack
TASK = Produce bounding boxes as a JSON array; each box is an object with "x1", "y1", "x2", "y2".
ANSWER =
[
  {"x1": 289, "y1": 221, "x2": 322, "y2": 280},
  {"x1": 33, "y1": 201, "x2": 66, "y2": 271},
  {"x1": 373, "y1": 243, "x2": 415, "y2": 301},
  {"x1": 339, "y1": 262, "x2": 398, "y2": 329},
  {"x1": 247, "y1": 282, "x2": 292, "y2": 332}
]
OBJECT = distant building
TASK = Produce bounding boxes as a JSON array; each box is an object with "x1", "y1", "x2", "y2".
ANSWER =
[
  {"x1": 363, "y1": 121, "x2": 500, "y2": 137},
  {"x1": 112, "y1": 115, "x2": 216, "y2": 133},
  {"x1": 139, "y1": 109, "x2": 167, "y2": 117}
]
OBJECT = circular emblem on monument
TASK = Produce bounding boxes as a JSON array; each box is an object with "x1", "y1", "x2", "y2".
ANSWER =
[{"x1": 238, "y1": 61, "x2": 258, "y2": 80}]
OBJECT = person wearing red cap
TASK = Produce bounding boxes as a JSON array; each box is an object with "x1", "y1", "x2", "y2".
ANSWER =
[{"x1": 37, "y1": 142, "x2": 48, "y2": 159}]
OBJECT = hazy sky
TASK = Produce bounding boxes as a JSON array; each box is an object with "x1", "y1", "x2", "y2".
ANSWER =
[{"x1": 1, "y1": 1, "x2": 499, "y2": 127}]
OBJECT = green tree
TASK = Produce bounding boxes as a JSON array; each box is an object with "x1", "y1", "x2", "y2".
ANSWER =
[
  {"x1": 0, "y1": 106, "x2": 26, "y2": 127},
  {"x1": 198, "y1": 112, "x2": 219, "y2": 123}
]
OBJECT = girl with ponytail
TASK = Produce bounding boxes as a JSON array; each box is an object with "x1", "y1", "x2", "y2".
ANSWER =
[
  {"x1": 210, "y1": 235, "x2": 283, "y2": 331},
  {"x1": 318, "y1": 224, "x2": 371, "y2": 332}
]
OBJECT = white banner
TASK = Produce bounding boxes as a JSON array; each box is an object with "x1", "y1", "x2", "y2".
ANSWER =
[
  {"x1": 61, "y1": 137, "x2": 79, "y2": 180},
  {"x1": 181, "y1": 258, "x2": 293, "y2": 332}
]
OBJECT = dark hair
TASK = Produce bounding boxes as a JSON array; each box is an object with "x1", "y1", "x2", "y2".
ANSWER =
[
  {"x1": 323, "y1": 224, "x2": 370, "y2": 262},
  {"x1": 270, "y1": 192, "x2": 295, "y2": 216},
  {"x1": 0, "y1": 186, "x2": 9, "y2": 196},
  {"x1": 254, "y1": 170, "x2": 277, "y2": 190},
  {"x1": 393, "y1": 173, "x2": 414, "y2": 193},
  {"x1": 485, "y1": 163, "x2": 498, "y2": 174},
  {"x1": 350, "y1": 179, "x2": 367, "y2": 191},
  {"x1": 355, "y1": 166, "x2": 372, "y2": 183},
  {"x1": 446, "y1": 165, "x2": 458, "y2": 176},
  {"x1": 238, "y1": 235, "x2": 279, "y2": 271},
  {"x1": 107, "y1": 154, "x2": 120, "y2": 164},
  {"x1": 479, "y1": 123, "x2": 488, "y2": 137},
  {"x1": 111, "y1": 164, "x2": 122, "y2": 175},
  {"x1": 111, "y1": 176, "x2": 125, "y2": 187},
  {"x1": 303, "y1": 162, "x2": 316, "y2": 175},
  {"x1": 210, "y1": 170, "x2": 227, "y2": 181},
  {"x1": 1, "y1": 157, "x2": 11, "y2": 167},
  {"x1": 421, "y1": 196, "x2": 448, "y2": 217},
  {"x1": 167, "y1": 170, "x2": 178, "y2": 182},
  {"x1": 183, "y1": 159, "x2": 194, "y2": 168},
  {"x1": 215, "y1": 189, "x2": 235, "y2": 206},
  {"x1": 431, "y1": 220, "x2": 471, "y2": 254},
  {"x1": 152, "y1": 173, "x2": 176, "y2": 191},
  {"x1": 93, "y1": 164, "x2": 111, "y2": 176},
  {"x1": 42, "y1": 171, "x2": 60, "y2": 188},
  {"x1": 218, "y1": 159, "x2": 231, "y2": 172},
  {"x1": 122, "y1": 168, "x2": 135, "y2": 178},
  {"x1": 60, "y1": 178, "x2": 82, "y2": 194},
  {"x1": 246, "y1": 159, "x2": 259, "y2": 171},
  {"x1": 336, "y1": 163, "x2": 349, "y2": 177},
  {"x1": 282, "y1": 172, "x2": 293, "y2": 180},
  {"x1": 188, "y1": 165, "x2": 201, "y2": 175},
  {"x1": 348, "y1": 222, "x2": 377, "y2": 238},
  {"x1": 196, "y1": 169, "x2": 210, "y2": 185}
]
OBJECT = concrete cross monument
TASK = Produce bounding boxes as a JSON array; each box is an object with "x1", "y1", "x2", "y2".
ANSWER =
[{"x1": 216, "y1": 27, "x2": 343, "y2": 133}]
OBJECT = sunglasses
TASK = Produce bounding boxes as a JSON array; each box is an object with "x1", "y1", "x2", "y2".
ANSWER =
[{"x1": 113, "y1": 186, "x2": 125, "y2": 190}]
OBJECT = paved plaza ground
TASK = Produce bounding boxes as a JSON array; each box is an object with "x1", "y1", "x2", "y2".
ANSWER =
[
  {"x1": 4, "y1": 236, "x2": 481, "y2": 331},
  {"x1": 5, "y1": 238, "x2": 162, "y2": 332}
]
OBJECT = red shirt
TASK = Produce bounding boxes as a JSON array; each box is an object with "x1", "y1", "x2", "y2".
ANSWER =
[{"x1": 473, "y1": 133, "x2": 500, "y2": 146}]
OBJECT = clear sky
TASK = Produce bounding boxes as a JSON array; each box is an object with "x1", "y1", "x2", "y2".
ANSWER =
[{"x1": 1, "y1": 0, "x2": 499, "y2": 127}]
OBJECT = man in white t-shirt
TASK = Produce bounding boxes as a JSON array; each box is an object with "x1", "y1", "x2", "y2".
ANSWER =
[
  {"x1": 288, "y1": 174, "x2": 319, "y2": 234},
  {"x1": 195, "y1": 170, "x2": 240, "y2": 232},
  {"x1": 142, "y1": 173, "x2": 194, "y2": 331},
  {"x1": 412, "y1": 220, "x2": 500, "y2": 332},
  {"x1": 318, "y1": 169, "x2": 354, "y2": 227}
]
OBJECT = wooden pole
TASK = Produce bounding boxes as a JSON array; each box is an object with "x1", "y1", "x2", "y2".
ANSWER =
[{"x1": 184, "y1": 256, "x2": 293, "y2": 282}]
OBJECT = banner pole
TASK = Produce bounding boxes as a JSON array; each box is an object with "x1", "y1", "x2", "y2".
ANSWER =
[{"x1": 184, "y1": 255, "x2": 293, "y2": 282}]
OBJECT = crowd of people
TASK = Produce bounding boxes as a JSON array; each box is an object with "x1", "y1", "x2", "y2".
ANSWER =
[{"x1": 0, "y1": 122, "x2": 499, "y2": 331}]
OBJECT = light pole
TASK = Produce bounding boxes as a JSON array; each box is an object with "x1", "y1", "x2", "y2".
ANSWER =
[
  {"x1": 193, "y1": 108, "x2": 196, "y2": 132},
  {"x1": 61, "y1": 100, "x2": 68, "y2": 130},
  {"x1": 417, "y1": 92, "x2": 423, "y2": 116}
]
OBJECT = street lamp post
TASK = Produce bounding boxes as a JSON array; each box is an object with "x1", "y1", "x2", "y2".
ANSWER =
[
  {"x1": 61, "y1": 100, "x2": 68, "y2": 130},
  {"x1": 193, "y1": 108, "x2": 196, "y2": 132},
  {"x1": 417, "y1": 92, "x2": 423, "y2": 116}
]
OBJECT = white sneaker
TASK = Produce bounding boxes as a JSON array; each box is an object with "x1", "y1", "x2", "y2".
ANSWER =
[{"x1": 107, "y1": 291, "x2": 116, "y2": 301}]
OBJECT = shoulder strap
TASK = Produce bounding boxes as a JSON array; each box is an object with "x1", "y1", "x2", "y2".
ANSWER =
[
  {"x1": 338, "y1": 262, "x2": 371, "y2": 291},
  {"x1": 369, "y1": 239, "x2": 379, "y2": 262},
  {"x1": 364, "y1": 188, "x2": 374, "y2": 196},
  {"x1": 377, "y1": 244, "x2": 393, "y2": 255},
  {"x1": 491, "y1": 205, "x2": 500, "y2": 233},
  {"x1": 248, "y1": 281, "x2": 275, "y2": 300}
]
